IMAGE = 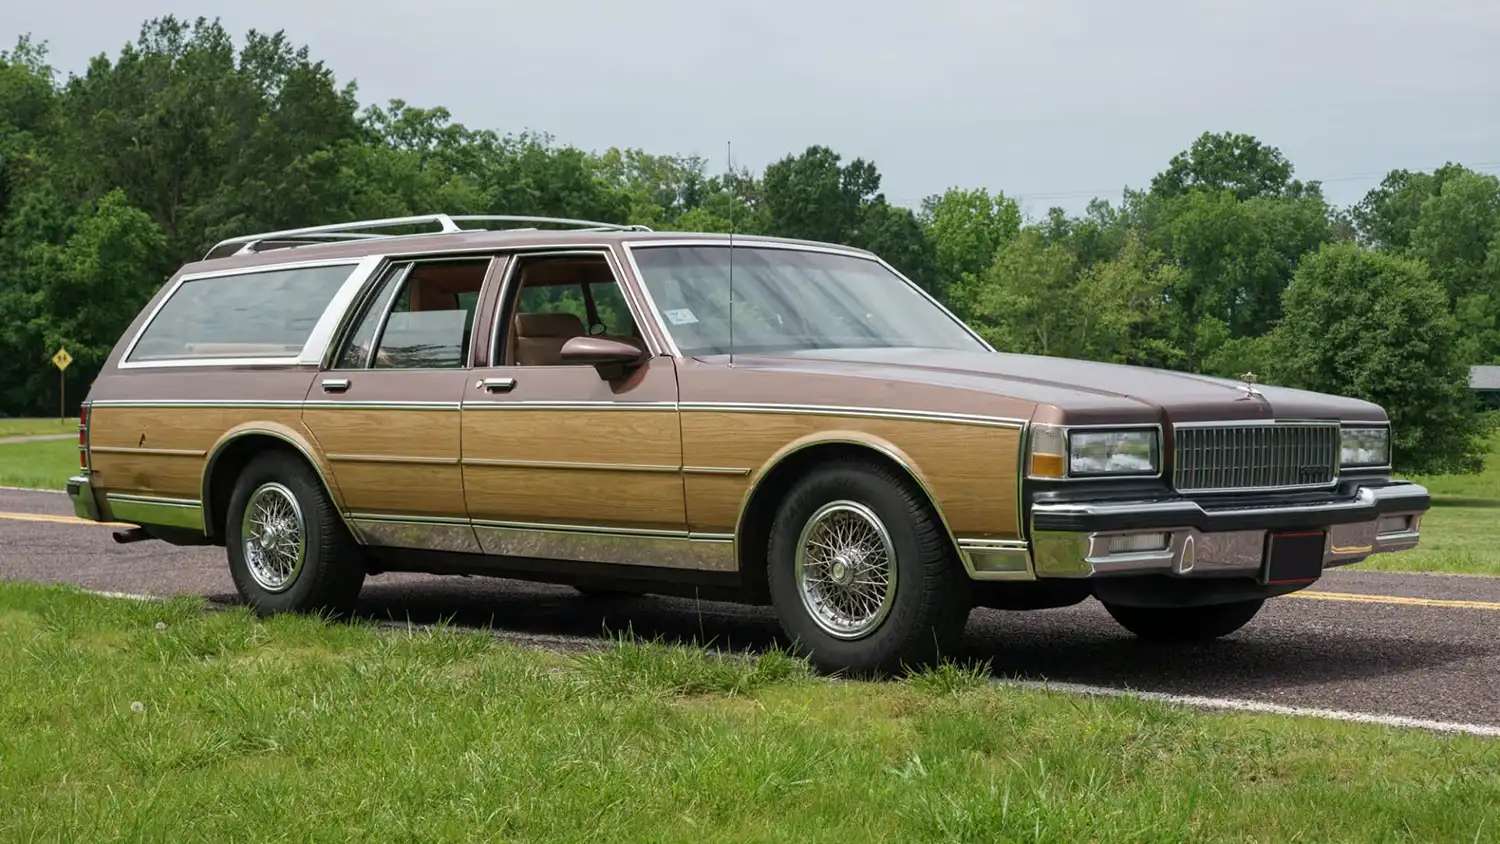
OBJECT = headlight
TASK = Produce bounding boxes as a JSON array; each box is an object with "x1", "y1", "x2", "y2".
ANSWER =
[
  {"x1": 1029, "y1": 426, "x2": 1160, "y2": 478},
  {"x1": 1341, "y1": 426, "x2": 1390, "y2": 467}
]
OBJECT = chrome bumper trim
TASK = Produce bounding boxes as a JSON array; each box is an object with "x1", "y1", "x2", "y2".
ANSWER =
[
  {"x1": 103, "y1": 493, "x2": 205, "y2": 532},
  {"x1": 1029, "y1": 483, "x2": 1428, "y2": 579},
  {"x1": 66, "y1": 475, "x2": 102, "y2": 522}
]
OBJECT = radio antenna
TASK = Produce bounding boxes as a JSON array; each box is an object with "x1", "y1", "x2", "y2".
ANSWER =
[{"x1": 726, "y1": 140, "x2": 735, "y2": 368}]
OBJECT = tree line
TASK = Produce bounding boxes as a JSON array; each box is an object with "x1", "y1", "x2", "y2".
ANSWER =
[{"x1": 1, "y1": 17, "x2": 1494, "y2": 472}]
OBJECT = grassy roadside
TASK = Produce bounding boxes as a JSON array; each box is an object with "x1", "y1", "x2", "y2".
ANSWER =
[
  {"x1": 1361, "y1": 433, "x2": 1500, "y2": 576},
  {"x1": 0, "y1": 439, "x2": 76, "y2": 490},
  {"x1": 0, "y1": 582, "x2": 1497, "y2": 842},
  {"x1": 0, "y1": 417, "x2": 73, "y2": 438}
]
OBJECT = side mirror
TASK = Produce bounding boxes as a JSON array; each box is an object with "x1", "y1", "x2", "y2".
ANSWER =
[{"x1": 559, "y1": 336, "x2": 645, "y2": 378}]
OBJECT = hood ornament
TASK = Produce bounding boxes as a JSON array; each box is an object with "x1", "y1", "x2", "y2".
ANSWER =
[{"x1": 1236, "y1": 371, "x2": 1264, "y2": 401}]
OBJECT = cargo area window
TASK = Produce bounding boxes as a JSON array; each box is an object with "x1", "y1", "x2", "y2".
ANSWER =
[
  {"x1": 126, "y1": 263, "x2": 355, "y2": 363},
  {"x1": 336, "y1": 258, "x2": 491, "y2": 369}
]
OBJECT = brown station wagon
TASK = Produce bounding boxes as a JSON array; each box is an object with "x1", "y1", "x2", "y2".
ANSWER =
[{"x1": 67, "y1": 213, "x2": 1431, "y2": 673}]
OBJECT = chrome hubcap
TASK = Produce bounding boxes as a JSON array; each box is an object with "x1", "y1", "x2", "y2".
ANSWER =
[
  {"x1": 242, "y1": 482, "x2": 306, "y2": 593},
  {"x1": 794, "y1": 501, "x2": 897, "y2": 640}
]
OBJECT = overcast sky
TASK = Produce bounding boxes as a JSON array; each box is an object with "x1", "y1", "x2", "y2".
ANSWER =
[{"x1": 9, "y1": 1, "x2": 1499, "y2": 216}]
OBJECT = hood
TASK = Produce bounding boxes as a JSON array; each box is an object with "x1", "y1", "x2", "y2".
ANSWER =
[{"x1": 727, "y1": 348, "x2": 1387, "y2": 426}]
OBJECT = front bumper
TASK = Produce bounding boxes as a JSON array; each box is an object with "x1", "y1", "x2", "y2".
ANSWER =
[
  {"x1": 1029, "y1": 481, "x2": 1428, "y2": 579},
  {"x1": 66, "y1": 475, "x2": 103, "y2": 522}
]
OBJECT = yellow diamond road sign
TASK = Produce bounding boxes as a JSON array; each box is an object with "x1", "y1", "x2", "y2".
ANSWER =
[{"x1": 52, "y1": 348, "x2": 72, "y2": 371}]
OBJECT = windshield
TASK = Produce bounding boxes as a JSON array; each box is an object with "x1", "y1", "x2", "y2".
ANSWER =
[{"x1": 630, "y1": 245, "x2": 986, "y2": 356}]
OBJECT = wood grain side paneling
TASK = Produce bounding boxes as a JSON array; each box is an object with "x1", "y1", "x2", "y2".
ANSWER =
[
  {"x1": 88, "y1": 406, "x2": 305, "y2": 501},
  {"x1": 462, "y1": 409, "x2": 685, "y2": 531},
  {"x1": 680, "y1": 411, "x2": 1022, "y2": 539},
  {"x1": 302, "y1": 407, "x2": 463, "y2": 518}
]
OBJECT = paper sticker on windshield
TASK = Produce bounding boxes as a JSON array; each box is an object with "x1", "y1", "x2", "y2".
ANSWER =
[{"x1": 665, "y1": 308, "x2": 699, "y2": 325}]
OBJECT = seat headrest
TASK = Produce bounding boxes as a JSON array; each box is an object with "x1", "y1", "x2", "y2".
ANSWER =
[{"x1": 515, "y1": 312, "x2": 585, "y2": 338}]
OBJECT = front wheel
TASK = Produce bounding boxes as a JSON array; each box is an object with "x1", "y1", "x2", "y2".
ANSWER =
[
  {"x1": 225, "y1": 451, "x2": 366, "y2": 617},
  {"x1": 767, "y1": 460, "x2": 970, "y2": 675},
  {"x1": 1103, "y1": 599, "x2": 1265, "y2": 642}
]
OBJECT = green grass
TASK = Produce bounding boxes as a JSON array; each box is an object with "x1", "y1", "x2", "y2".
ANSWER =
[
  {"x1": 0, "y1": 438, "x2": 77, "y2": 490},
  {"x1": 1362, "y1": 432, "x2": 1500, "y2": 575},
  {"x1": 0, "y1": 417, "x2": 74, "y2": 438},
  {"x1": 2, "y1": 583, "x2": 1500, "y2": 842}
]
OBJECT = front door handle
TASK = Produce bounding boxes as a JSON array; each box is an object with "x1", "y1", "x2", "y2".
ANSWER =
[
  {"x1": 321, "y1": 378, "x2": 351, "y2": 394},
  {"x1": 479, "y1": 377, "x2": 516, "y2": 394}
]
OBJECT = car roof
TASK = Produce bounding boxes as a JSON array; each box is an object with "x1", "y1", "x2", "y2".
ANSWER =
[{"x1": 181, "y1": 225, "x2": 876, "y2": 278}]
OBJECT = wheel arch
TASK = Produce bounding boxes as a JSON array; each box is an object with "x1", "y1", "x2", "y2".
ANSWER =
[
  {"x1": 732, "y1": 432, "x2": 964, "y2": 601},
  {"x1": 201, "y1": 423, "x2": 348, "y2": 542}
]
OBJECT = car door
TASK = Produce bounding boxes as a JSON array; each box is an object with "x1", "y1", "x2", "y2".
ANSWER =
[
  {"x1": 302, "y1": 255, "x2": 499, "y2": 552},
  {"x1": 461, "y1": 248, "x2": 707, "y2": 569}
]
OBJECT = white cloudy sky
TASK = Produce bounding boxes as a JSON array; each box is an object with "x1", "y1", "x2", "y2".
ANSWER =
[{"x1": 9, "y1": 0, "x2": 1499, "y2": 215}]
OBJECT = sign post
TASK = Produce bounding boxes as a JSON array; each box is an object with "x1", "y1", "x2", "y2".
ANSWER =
[{"x1": 52, "y1": 347, "x2": 72, "y2": 424}]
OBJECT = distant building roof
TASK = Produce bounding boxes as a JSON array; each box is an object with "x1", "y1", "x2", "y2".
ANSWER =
[{"x1": 1473, "y1": 366, "x2": 1500, "y2": 391}]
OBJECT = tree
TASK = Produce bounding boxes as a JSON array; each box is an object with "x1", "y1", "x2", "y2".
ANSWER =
[
  {"x1": 1408, "y1": 169, "x2": 1500, "y2": 363},
  {"x1": 761, "y1": 145, "x2": 880, "y2": 245},
  {"x1": 1269, "y1": 242, "x2": 1491, "y2": 474},
  {"x1": 1150, "y1": 131, "x2": 1317, "y2": 201},
  {"x1": 965, "y1": 229, "x2": 1079, "y2": 356},
  {"x1": 920, "y1": 187, "x2": 1020, "y2": 306},
  {"x1": 1350, "y1": 164, "x2": 1468, "y2": 250}
]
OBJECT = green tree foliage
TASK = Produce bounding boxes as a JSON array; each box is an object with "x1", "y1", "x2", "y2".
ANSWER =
[
  {"x1": 920, "y1": 187, "x2": 1021, "y2": 307},
  {"x1": 1150, "y1": 131, "x2": 1316, "y2": 201},
  {"x1": 1269, "y1": 243, "x2": 1492, "y2": 474}
]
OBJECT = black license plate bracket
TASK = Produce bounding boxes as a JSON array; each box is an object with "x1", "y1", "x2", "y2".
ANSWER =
[{"x1": 1261, "y1": 530, "x2": 1325, "y2": 585}]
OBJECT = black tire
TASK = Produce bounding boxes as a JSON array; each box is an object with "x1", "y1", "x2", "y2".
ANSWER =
[
  {"x1": 1103, "y1": 598, "x2": 1264, "y2": 643},
  {"x1": 766, "y1": 459, "x2": 971, "y2": 676},
  {"x1": 225, "y1": 450, "x2": 366, "y2": 617}
]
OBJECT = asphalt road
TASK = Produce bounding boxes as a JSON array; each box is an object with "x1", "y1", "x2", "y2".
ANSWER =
[{"x1": 4, "y1": 486, "x2": 1499, "y2": 728}]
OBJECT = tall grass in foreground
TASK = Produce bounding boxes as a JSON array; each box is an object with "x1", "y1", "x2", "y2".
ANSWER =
[{"x1": 2, "y1": 582, "x2": 1499, "y2": 842}]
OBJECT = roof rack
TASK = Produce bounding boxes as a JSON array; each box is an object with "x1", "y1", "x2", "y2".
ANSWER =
[{"x1": 202, "y1": 213, "x2": 653, "y2": 260}]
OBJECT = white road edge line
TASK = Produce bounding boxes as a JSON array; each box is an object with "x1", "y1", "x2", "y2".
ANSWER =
[
  {"x1": 0, "y1": 485, "x2": 65, "y2": 495},
  {"x1": 84, "y1": 589, "x2": 164, "y2": 602},
  {"x1": 1006, "y1": 679, "x2": 1500, "y2": 738}
]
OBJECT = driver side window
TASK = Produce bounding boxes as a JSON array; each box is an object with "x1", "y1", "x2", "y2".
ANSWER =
[{"x1": 497, "y1": 253, "x2": 644, "y2": 366}]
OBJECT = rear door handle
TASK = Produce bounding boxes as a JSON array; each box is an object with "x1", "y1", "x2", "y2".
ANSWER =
[
  {"x1": 321, "y1": 378, "x2": 350, "y2": 394},
  {"x1": 479, "y1": 377, "x2": 516, "y2": 394}
]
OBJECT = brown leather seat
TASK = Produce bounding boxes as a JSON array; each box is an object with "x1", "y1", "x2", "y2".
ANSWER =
[{"x1": 514, "y1": 312, "x2": 585, "y2": 366}]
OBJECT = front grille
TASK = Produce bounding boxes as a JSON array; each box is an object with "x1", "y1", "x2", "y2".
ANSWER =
[{"x1": 1172, "y1": 423, "x2": 1339, "y2": 493}]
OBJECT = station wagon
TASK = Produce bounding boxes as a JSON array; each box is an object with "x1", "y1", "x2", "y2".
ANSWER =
[{"x1": 67, "y1": 213, "x2": 1430, "y2": 673}]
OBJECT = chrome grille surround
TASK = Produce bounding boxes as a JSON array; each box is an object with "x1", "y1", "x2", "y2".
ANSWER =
[{"x1": 1172, "y1": 421, "x2": 1340, "y2": 494}]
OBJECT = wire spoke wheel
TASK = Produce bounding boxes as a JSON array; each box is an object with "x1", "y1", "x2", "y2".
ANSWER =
[
  {"x1": 794, "y1": 500, "x2": 898, "y2": 640},
  {"x1": 241, "y1": 482, "x2": 307, "y2": 593}
]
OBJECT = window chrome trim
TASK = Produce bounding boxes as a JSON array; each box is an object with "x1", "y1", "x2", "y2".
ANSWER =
[
  {"x1": 462, "y1": 401, "x2": 677, "y2": 411},
  {"x1": 620, "y1": 240, "x2": 994, "y2": 358},
  {"x1": 117, "y1": 257, "x2": 371, "y2": 370}
]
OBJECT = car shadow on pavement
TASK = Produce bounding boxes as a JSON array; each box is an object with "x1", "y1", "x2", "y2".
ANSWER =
[{"x1": 210, "y1": 574, "x2": 1486, "y2": 700}]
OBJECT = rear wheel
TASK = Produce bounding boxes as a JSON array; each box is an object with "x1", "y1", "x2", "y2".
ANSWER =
[
  {"x1": 225, "y1": 451, "x2": 365, "y2": 616},
  {"x1": 1103, "y1": 598, "x2": 1264, "y2": 642},
  {"x1": 767, "y1": 460, "x2": 970, "y2": 675}
]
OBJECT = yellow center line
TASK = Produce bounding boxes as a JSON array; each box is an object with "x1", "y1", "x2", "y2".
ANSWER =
[
  {"x1": 0, "y1": 511, "x2": 133, "y2": 528},
  {"x1": 1290, "y1": 591, "x2": 1500, "y2": 611}
]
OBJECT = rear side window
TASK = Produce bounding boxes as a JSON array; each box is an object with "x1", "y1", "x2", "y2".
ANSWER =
[{"x1": 127, "y1": 264, "x2": 355, "y2": 362}]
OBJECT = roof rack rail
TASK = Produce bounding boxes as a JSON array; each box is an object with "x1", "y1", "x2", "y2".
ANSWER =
[{"x1": 203, "y1": 213, "x2": 652, "y2": 260}]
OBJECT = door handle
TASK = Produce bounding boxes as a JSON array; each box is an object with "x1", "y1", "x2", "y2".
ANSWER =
[
  {"x1": 321, "y1": 378, "x2": 351, "y2": 393},
  {"x1": 479, "y1": 377, "x2": 516, "y2": 394}
]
